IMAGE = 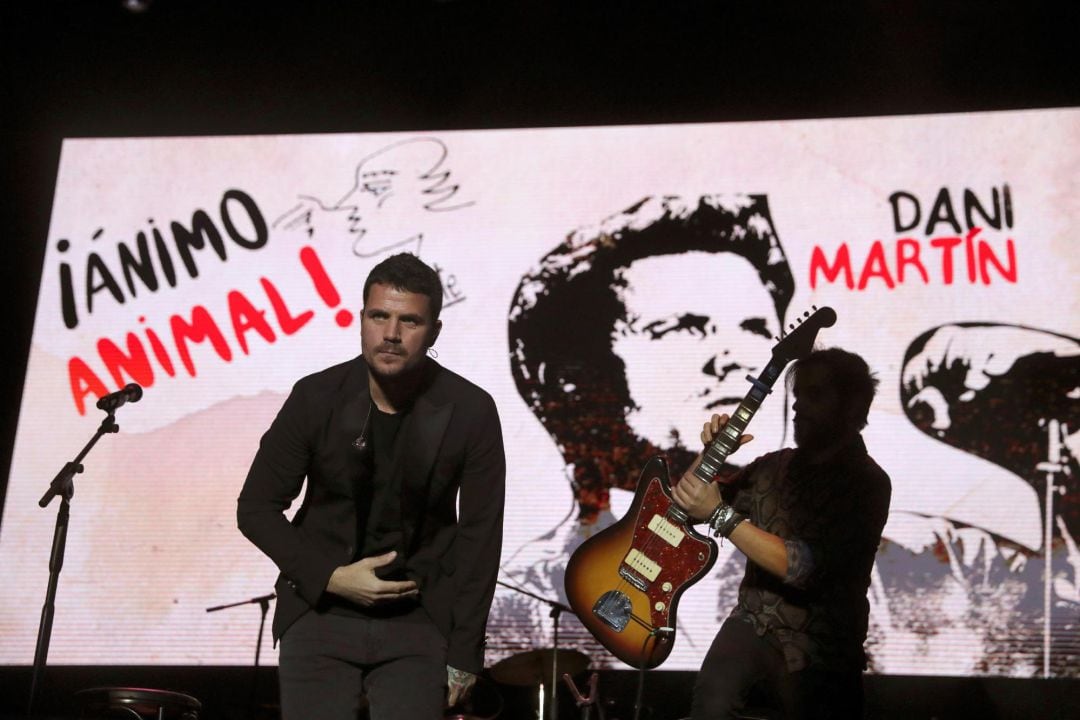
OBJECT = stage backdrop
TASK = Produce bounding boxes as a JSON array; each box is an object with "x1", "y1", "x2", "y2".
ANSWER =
[{"x1": 1, "y1": 109, "x2": 1077, "y2": 678}]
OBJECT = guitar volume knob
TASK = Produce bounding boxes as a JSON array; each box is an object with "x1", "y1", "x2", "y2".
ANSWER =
[{"x1": 662, "y1": 582, "x2": 673, "y2": 593}]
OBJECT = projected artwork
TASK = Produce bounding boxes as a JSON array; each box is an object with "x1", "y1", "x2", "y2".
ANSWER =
[
  {"x1": 880, "y1": 324, "x2": 1080, "y2": 676},
  {"x1": 1, "y1": 109, "x2": 1077, "y2": 678}
]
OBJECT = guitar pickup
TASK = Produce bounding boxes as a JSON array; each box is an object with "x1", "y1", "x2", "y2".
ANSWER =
[
  {"x1": 622, "y1": 549, "x2": 661, "y2": 583},
  {"x1": 648, "y1": 514, "x2": 685, "y2": 547}
]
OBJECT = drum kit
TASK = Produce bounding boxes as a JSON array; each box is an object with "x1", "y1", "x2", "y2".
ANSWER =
[
  {"x1": 75, "y1": 687, "x2": 201, "y2": 719},
  {"x1": 67, "y1": 636, "x2": 625, "y2": 720},
  {"x1": 447, "y1": 647, "x2": 595, "y2": 720},
  {"x1": 70, "y1": 651, "x2": 598, "y2": 720},
  {"x1": 75, "y1": 585, "x2": 615, "y2": 719},
  {"x1": 71, "y1": 662, "x2": 627, "y2": 720}
]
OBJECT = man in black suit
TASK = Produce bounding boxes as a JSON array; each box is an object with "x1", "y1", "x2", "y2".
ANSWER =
[{"x1": 238, "y1": 253, "x2": 505, "y2": 719}]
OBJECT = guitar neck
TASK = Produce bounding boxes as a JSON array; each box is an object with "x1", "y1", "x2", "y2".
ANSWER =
[{"x1": 692, "y1": 358, "x2": 785, "y2": 482}]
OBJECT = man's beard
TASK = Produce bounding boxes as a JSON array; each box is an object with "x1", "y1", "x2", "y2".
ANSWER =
[{"x1": 366, "y1": 350, "x2": 429, "y2": 385}]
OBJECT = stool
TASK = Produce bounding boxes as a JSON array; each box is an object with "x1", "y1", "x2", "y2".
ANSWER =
[{"x1": 76, "y1": 687, "x2": 201, "y2": 720}]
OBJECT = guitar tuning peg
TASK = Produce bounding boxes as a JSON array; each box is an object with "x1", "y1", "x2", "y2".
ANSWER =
[
  {"x1": 803, "y1": 310, "x2": 810, "y2": 318},
  {"x1": 789, "y1": 323, "x2": 795, "y2": 330},
  {"x1": 812, "y1": 304, "x2": 818, "y2": 310}
]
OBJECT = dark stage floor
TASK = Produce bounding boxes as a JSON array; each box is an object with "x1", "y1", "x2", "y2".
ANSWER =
[{"x1": 2, "y1": 666, "x2": 1078, "y2": 719}]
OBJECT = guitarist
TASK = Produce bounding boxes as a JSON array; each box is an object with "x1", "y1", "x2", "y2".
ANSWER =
[{"x1": 672, "y1": 348, "x2": 891, "y2": 720}]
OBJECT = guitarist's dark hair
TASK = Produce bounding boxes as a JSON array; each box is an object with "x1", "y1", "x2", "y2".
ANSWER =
[
  {"x1": 792, "y1": 348, "x2": 880, "y2": 432},
  {"x1": 508, "y1": 195, "x2": 794, "y2": 524}
]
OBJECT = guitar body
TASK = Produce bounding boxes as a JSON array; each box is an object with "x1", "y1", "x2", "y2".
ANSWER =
[{"x1": 564, "y1": 455, "x2": 717, "y2": 669}]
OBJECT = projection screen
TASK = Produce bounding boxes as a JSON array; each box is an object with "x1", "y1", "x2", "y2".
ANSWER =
[{"x1": 1, "y1": 107, "x2": 1077, "y2": 677}]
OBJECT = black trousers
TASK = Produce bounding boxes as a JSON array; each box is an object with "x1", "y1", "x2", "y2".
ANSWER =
[
  {"x1": 278, "y1": 607, "x2": 448, "y2": 720},
  {"x1": 690, "y1": 618, "x2": 864, "y2": 720}
]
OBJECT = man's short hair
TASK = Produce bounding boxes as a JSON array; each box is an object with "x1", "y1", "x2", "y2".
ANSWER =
[
  {"x1": 363, "y1": 252, "x2": 444, "y2": 321},
  {"x1": 508, "y1": 195, "x2": 794, "y2": 521},
  {"x1": 793, "y1": 347, "x2": 880, "y2": 431}
]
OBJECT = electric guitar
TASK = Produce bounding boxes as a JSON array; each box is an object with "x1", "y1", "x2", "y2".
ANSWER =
[{"x1": 563, "y1": 306, "x2": 837, "y2": 669}]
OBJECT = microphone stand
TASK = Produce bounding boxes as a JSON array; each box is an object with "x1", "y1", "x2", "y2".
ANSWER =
[
  {"x1": 496, "y1": 580, "x2": 573, "y2": 720},
  {"x1": 206, "y1": 592, "x2": 276, "y2": 720},
  {"x1": 1035, "y1": 418, "x2": 1068, "y2": 678},
  {"x1": 29, "y1": 411, "x2": 120, "y2": 717}
]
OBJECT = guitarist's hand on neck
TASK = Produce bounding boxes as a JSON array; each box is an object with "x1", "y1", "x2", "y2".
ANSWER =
[
  {"x1": 671, "y1": 413, "x2": 753, "y2": 521},
  {"x1": 674, "y1": 412, "x2": 800, "y2": 581}
]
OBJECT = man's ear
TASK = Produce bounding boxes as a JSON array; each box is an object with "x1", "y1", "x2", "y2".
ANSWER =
[{"x1": 428, "y1": 319, "x2": 443, "y2": 348}]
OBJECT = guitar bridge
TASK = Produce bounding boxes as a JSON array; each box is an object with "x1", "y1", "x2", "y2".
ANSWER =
[
  {"x1": 593, "y1": 590, "x2": 633, "y2": 632},
  {"x1": 618, "y1": 565, "x2": 649, "y2": 591}
]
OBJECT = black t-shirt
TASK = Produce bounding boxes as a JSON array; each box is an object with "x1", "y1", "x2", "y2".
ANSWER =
[
  {"x1": 325, "y1": 404, "x2": 416, "y2": 617},
  {"x1": 358, "y1": 405, "x2": 407, "y2": 568}
]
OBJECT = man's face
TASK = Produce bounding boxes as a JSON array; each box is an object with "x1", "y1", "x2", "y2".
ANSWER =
[
  {"x1": 360, "y1": 283, "x2": 440, "y2": 380},
  {"x1": 792, "y1": 363, "x2": 843, "y2": 450},
  {"x1": 611, "y1": 251, "x2": 784, "y2": 453}
]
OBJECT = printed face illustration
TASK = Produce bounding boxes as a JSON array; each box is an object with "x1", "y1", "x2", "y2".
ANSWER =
[
  {"x1": 901, "y1": 323, "x2": 1080, "y2": 540},
  {"x1": 611, "y1": 251, "x2": 783, "y2": 453}
]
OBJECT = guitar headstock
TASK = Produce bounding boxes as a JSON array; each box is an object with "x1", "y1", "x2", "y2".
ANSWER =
[{"x1": 772, "y1": 306, "x2": 837, "y2": 364}]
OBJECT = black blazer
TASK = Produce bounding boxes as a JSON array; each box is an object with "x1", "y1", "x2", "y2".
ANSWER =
[{"x1": 237, "y1": 357, "x2": 505, "y2": 673}]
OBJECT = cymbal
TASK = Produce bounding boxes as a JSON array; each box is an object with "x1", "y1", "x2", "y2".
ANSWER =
[{"x1": 489, "y1": 648, "x2": 590, "y2": 686}]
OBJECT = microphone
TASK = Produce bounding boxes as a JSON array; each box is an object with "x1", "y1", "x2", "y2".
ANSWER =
[
  {"x1": 96, "y1": 383, "x2": 143, "y2": 412},
  {"x1": 352, "y1": 407, "x2": 372, "y2": 454}
]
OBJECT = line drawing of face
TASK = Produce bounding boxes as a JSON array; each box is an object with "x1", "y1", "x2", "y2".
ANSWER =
[
  {"x1": 272, "y1": 136, "x2": 474, "y2": 259},
  {"x1": 340, "y1": 138, "x2": 475, "y2": 258},
  {"x1": 611, "y1": 251, "x2": 782, "y2": 452},
  {"x1": 337, "y1": 137, "x2": 472, "y2": 214}
]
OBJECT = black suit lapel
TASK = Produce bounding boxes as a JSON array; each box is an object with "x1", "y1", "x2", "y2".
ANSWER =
[
  {"x1": 398, "y1": 392, "x2": 454, "y2": 550},
  {"x1": 337, "y1": 359, "x2": 373, "y2": 490}
]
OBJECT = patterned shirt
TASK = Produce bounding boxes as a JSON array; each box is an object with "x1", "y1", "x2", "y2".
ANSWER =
[{"x1": 720, "y1": 436, "x2": 891, "y2": 673}]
